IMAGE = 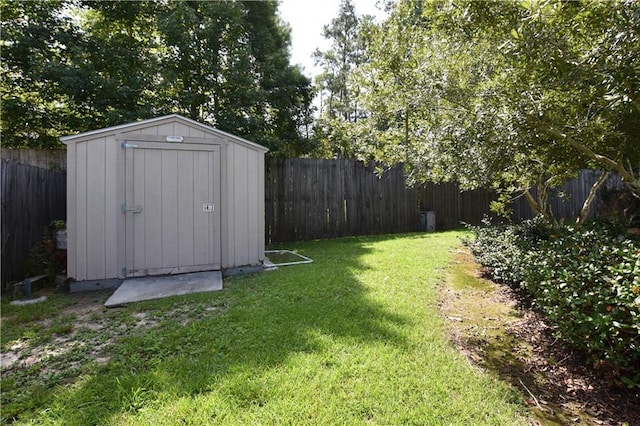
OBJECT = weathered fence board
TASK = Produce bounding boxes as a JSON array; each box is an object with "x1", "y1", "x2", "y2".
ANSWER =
[
  {"x1": 510, "y1": 170, "x2": 623, "y2": 222},
  {"x1": 265, "y1": 159, "x2": 493, "y2": 243},
  {"x1": 0, "y1": 148, "x2": 66, "y2": 170},
  {"x1": 265, "y1": 159, "x2": 621, "y2": 243},
  {"x1": 1, "y1": 159, "x2": 67, "y2": 283}
]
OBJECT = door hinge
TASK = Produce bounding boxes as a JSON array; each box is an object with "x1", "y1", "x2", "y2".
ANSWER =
[
  {"x1": 121, "y1": 142, "x2": 138, "y2": 150},
  {"x1": 121, "y1": 204, "x2": 143, "y2": 213}
]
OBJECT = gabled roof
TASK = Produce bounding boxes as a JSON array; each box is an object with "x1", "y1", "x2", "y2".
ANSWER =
[{"x1": 60, "y1": 114, "x2": 268, "y2": 153}]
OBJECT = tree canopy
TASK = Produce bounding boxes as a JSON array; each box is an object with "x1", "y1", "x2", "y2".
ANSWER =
[
  {"x1": 326, "y1": 0, "x2": 640, "y2": 219},
  {"x1": 311, "y1": 0, "x2": 373, "y2": 158},
  {"x1": 1, "y1": 0, "x2": 314, "y2": 156}
]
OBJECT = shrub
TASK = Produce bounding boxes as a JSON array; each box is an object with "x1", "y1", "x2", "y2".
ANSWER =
[
  {"x1": 466, "y1": 218, "x2": 640, "y2": 387},
  {"x1": 25, "y1": 220, "x2": 67, "y2": 283}
]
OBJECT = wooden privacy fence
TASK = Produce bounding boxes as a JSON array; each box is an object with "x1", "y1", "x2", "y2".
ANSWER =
[
  {"x1": 265, "y1": 159, "x2": 619, "y2": 244},
  {"x1": 265, "y1": 158, "x2": 498, "y2": 243},
  {"x1": 1, "y1": 159, "x2": 66, "y2": 283},
  {"x1": 510, "y1": 169, "x2": 624, "y2": 222}
]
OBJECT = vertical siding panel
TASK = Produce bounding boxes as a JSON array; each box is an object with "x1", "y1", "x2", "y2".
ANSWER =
[
  {"x1": 124, "y1": 144, "x2": 135, "y2": 274},
  {"x1": 85, "y1": 138, "x2": 106, "y2": 280},
  {"x1": 66, "y1": 143, "x2": 77, "y2": 279},
  {"x1": 133, "y1": 149, "x2": 146, "y2": 270},
  {"x1": 193, "y1": 152, "x2": 210, "y2": 265},
  {"x1": 246, "y1": 150, "x2": 259, "y2": 264},
  {"x1": 208, "y1": 151, "x2": 214, "y2": 265},
  {"x1": 155, "y1": 123, "x2": 175, "y2": 136},
  {"x1": 144, "y1": 149, "x2": 163, "y2": 268},
  {"x1": 234, "y1": 147, "x2": 249, "y2": 266},
  {"x1": 115, "y1": 135, "x2": 127, "y2": 277},
  {"x1": 188, "y1": 127, "x2": 206, "y2": 138},
  {"x1": 173, "y1": 122, "x2": 191, "y2": 137},
  {"x1": 104, "y1": 137, "x2": 119, "y2": 278},
  {"x1": 213, "y1": 148, "x2": 221, "y2": 266},
  {"x1": 226, "y1": 144, "x2": 236, "y2": 266},
  {"x1": 75, "y1": 142, "x2": 88, "y2": 280},
  {"x1": 220, "y1": 143, "x2": 229, "y2": 267},
  {"x1": 123, "y1": 129, "x2": 145, "y2": 136},
  {"x1": 161, "y1": 150, "x2": 179, "y2": 268},
  {"x1": 177, "y1": 150, "x2": 195, "y2": 267}
]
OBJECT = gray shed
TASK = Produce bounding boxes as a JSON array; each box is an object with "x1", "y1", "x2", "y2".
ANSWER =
[{"x1": 61, "y1": 114, "x2": 268, "y2": 285}]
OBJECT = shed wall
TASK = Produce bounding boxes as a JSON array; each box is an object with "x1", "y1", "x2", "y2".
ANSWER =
[
  {"x1": 223, "y1": 142, "x2": 265, "y2": 268},
  {"x1": 66, "y1": 136, "x2": 120, "y2": 281}
]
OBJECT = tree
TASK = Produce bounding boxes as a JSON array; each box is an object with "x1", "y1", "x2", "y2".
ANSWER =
[
  {"x1": 356, "y1": 0, "x2": 640, "y2": 222},
  {"x1": 1, "y1": 0, "x2": 82, "y2": 148},
  {"x1": 1, "y1": 0, "x2": 313, "y2": 155},
  {"x1": 312, "y1": 0, "x2": 373, "y2": 157}
]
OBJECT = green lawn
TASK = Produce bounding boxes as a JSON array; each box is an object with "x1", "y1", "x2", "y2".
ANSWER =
[{"x1": 2, "y1": 232, "x2": 528, "y2": 425}]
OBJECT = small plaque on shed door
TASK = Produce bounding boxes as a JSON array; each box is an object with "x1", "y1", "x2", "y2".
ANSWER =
[{"x1": 203, "y1": 203, "x2": 214, "y2": 213}]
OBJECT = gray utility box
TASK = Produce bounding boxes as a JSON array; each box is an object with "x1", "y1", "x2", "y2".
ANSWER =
[{"x1": 419, "y1": 211, "x2": 436, "y2": 232}]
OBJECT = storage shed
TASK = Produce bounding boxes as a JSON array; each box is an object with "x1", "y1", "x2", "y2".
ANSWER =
[{"x1": 61, "y1": 114, "x2": 268, "y2": 285}]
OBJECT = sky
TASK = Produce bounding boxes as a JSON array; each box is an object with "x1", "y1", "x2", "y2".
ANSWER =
[{"x1": 277, "y1": 0, "x2": 389, "y2": 81}]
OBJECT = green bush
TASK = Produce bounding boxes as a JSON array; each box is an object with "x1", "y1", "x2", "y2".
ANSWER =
[
  {"x1": 466, "y1": 218, "x2": 640, "y2": 388},
  {"x1": 25, "y1": 220, "x2": 67, "y2": 283}
]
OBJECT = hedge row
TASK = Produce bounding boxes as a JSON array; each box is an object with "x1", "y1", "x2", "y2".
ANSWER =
[{"x1": 466, "y1": 218, "x2": 640, "y2": 388}]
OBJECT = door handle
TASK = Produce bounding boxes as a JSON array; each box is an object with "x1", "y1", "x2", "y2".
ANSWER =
[{"x1": 121, "y1": 204, "x2": 143, "y2": 213}]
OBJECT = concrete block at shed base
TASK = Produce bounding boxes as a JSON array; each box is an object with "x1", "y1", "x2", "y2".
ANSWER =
[{"x1": 70, "y1": 278, "x2": 123, "y2": 293}]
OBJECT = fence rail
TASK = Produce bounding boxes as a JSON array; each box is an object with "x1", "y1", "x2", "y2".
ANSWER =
[{"x1": 1, "y1": 159, "x2": 66, "y2": 283}]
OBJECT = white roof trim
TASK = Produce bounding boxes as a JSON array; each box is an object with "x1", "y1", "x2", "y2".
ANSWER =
[{"x1": 60, "y1": 114, "x2": 269, "y2": 152}]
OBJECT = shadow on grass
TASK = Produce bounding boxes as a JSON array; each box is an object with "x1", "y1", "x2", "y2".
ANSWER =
[{"x1": 44, "y1": 235, "x2": 411, "y2": 424}]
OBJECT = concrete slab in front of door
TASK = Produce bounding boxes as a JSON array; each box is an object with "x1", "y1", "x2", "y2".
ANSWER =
[{"x1": 105, "y1": 270, "x2": 223, "y2": 308}]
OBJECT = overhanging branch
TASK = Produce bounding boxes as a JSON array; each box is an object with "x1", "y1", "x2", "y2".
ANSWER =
[{"x1": 526, "y1": 118, "x2": 635, "y2": 184}]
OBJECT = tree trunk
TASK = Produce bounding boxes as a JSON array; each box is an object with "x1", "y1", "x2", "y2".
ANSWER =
[
  {"x1": 576, "y1": 171, "x2": 609, "y2": 225},
  {"x1": 523, "y1": 187, "x2": 558, "y2": 226}
]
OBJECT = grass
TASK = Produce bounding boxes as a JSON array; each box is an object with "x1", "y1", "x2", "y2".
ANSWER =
[{"x1": 1, "y1": 232, "x2": 530, "y2": 425}]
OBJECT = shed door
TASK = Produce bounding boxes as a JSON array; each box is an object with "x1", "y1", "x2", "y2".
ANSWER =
[{"x1": 124, "y1": 141, "x2": 221, "y2": 277}]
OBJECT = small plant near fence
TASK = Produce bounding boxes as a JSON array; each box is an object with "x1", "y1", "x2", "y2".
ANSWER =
[
  {"x1": 466, "y1": 217, "x2": 640, "y2": 388},
  {"x1": 24, "y1": 220, "x2": 67, "y2": 286}
]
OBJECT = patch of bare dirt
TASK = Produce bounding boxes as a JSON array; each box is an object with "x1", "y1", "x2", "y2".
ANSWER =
[{"x1": 441, "y1": 250, "x2": 640, "y2": 426}]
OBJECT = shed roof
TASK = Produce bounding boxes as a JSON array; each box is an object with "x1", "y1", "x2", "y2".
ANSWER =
[{"x1": 60, "y1": 114, "x2": 268, "y2": 153}]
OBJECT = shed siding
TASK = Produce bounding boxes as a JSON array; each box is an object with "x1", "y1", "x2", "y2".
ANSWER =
[
  {"x1": 86, "y1": 138, "x2": 106, "y2": 279},
  {"x1": 66, "y1": 140, "x2": 77, "y2": 279},
  {"x1": 223, "y1": 143, "x2": 264, "y2": 268},
  {"x1": 177, "y1": 152, "x2": 195, "y2": 266},
  {"x1": 75, "y1": 141, "x2": 88, "y2": 280},
  {"x1": 105, "y1": 135, "x2": 119, "y2": 278},
  {"x1": 161, "y1": 150, "x2": 179, "y2": 268},
  {"x1": 67, "y1": 137, "x2": 120, "y2": 281}
]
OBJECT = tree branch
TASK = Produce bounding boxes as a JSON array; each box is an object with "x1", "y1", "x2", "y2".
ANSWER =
[
  {"x1": 526, "y1": 118, "x2": 635, "y2": 184},
  {"x1": 523, "y1": 188, "x2": 543, "y2": 216}
]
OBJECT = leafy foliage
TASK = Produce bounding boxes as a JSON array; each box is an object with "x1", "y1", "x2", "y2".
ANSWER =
[
  {"x1": 467, "y1": 218, "x2": 640, "y2": 387},
  {"x1": 25, "y1": 220, "x2": 67, "y2": 283},
  {"x1": 341, "y1": 0, "x2": 640, "y2": 216},
  {"x1": 311, "y1": 0, "x2": 373, "y2": 157},
  {"x1": 1, "y1": 0, "x2": 314, "y2": 155}
]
